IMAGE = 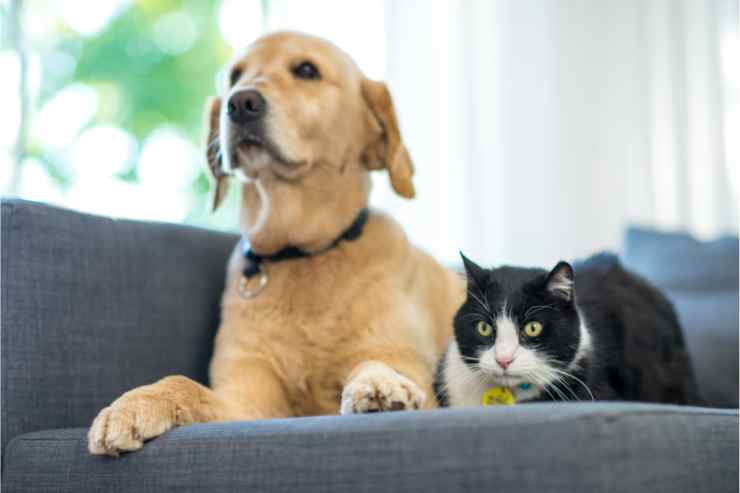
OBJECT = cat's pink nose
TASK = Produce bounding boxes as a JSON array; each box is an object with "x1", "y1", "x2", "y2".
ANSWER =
[{"x1": 496, "y1": 356, "x2": 514, "y2": 370}]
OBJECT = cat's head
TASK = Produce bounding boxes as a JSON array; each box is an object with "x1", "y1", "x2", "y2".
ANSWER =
[{"x1": 453, "y1": 253, "x2": 587, "y2": 398}]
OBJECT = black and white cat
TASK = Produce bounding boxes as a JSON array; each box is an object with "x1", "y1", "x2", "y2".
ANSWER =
[{"x1": 436, "y1": 253, "x2": 699, "y2": 407}]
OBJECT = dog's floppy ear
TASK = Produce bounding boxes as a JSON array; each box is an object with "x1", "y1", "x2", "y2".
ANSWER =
[
  {"x1": 361, "y1": 79, "x2": 415, "y2": 199},
  {"x1": 204, "y1": 96, "x2": 228, "y2": 212}
]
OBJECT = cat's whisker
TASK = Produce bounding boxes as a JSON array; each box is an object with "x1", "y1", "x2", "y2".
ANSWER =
[
  {"x1": 548, "y1": 367, "x2": 595, "y2": 401},
  {"x1": 534, "y1": 366, "x2": 577, "y2": 402},
  {"x1": 547, "y1": 378, "x2": 573, "y2": 401},
  {"x1": 545, "y1": 379, "x2": 571, "y2": 401},
  {"x1": 554, "y1": 378, "x2": 580, "y2": 401},
  {"x1": 522, "y1": 370, "x2": 558, "y2": 402},
  {"x1": 542, "y1": 364, "x2": 591, "y2": 401},
  {"x1": 520, "y1": 367, "x2": 570, "y2": 401},
  {"x1": 539, "y1": 384, "x2": 559, "y2": 402}
]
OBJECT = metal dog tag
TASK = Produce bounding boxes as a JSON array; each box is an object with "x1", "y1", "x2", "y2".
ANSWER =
[{"x1": 238, "y1": 264, "x2": 268, "y2": 299}]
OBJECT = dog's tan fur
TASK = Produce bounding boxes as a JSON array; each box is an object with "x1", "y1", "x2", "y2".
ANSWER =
[{"x1": 88, "y1": 31, "x2": 464, "y2": 456}]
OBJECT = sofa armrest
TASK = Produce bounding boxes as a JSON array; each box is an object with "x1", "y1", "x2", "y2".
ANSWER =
[{"x1": 1, "y1": 199, "x2": 238, "y2": 456}]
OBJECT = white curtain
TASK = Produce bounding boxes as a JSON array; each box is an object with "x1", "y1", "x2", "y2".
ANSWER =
[{"x1": 379, "y1": 0, "x2": 738, "y2": 268}]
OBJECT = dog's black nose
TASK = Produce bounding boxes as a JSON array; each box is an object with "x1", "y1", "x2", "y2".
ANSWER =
[{"x1": 227, "y1": 90, "x2": 266, "y2": 124}]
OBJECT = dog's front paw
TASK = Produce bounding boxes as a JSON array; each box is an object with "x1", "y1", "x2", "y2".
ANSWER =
[
  {"x1": 88, "y1": 394, "x2": 176, "y2": 456},
  {"x1": 340, "y1": 362, "x2": 426, "y2": 414}
]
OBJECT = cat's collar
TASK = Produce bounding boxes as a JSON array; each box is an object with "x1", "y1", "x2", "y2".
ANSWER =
[{"x1": 238, "y1": 208, "x2": 370, "y2": 299}]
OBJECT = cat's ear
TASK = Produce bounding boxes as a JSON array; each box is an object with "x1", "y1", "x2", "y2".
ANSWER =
[
  {"x1": 546, "y1": 261, "x2": 575, "y2": 301},
  {"x1": 460, "y1": 252, "x2": 488, "y2": 291}
]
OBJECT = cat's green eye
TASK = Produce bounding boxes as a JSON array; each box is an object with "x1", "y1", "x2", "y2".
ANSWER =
[
  {"x1": 523, "y1": 321, "x2": 544, "y2": 338},
  {"x1": 477, "y1": 321, "x2": 493, "y2": 337}
]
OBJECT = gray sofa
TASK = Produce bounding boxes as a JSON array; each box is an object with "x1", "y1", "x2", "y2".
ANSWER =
[{"x1": 2, "y1": 199, "x2": 738, "y2": 492}]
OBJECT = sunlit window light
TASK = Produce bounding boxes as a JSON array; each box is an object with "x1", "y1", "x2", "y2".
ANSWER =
[
  {"x1": 266, "y1": 0, "x2": 386, "y2": 79},
  {"x1": 16, "y1": 157, "x2": 65, "y2": 203},
  {"x1": 34, "y1": 83, "x2": 99, "y2": 150},
  {"x1": 137, "y1": 127, "x2": 201, "y2": 190},
  {"x1": 52, "y1": 0, "x2": 132, "y2": 37},
  {"x1": 69, "y1": 125, "x2": 137, "y2": 179},
  {"x1": 218, "y1": 0, "x2": 264, "y2": 51},
  {"x1": 0, "y1": 51, "x2": 21, "y2": 149}
]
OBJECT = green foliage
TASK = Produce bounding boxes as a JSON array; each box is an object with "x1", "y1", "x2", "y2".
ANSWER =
[
  {"x1": 73, "y1": 1, "x2": 230, "y2": 142},
  {"x1": 24, "y1": 0, "x2": 248, "y2": 230}
]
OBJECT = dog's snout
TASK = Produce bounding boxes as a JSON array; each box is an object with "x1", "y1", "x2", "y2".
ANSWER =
[{"x1": 227, "y1": 90, "x2": 266, "y2": 124}]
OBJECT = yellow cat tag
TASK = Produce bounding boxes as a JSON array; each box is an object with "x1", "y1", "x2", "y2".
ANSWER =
[{"x1": 481, "y1": 387, "x2": 516, "y2": 406}]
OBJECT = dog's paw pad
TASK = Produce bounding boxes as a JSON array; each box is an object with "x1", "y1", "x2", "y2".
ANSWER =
[{"x1": 340, "y1": 364, "x2": 426, "y2": 414}]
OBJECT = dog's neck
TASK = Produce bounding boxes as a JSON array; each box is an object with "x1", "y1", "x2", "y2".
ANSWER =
[{"x1": 238, "y1": 167, "x2": 371, "y2": 255}]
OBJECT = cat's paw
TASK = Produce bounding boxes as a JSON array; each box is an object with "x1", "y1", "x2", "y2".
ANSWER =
[
  {"x1": 88, "y1": 394, "x2": 177, "y2": 456},
  {"x1": 340, "y1": 362, "x2": 426, "y2": 414}
]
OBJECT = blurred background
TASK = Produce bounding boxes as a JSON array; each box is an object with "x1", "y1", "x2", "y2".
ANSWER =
[{"x1": 1, "y1": 0, "x2": 737, "y2": 267}]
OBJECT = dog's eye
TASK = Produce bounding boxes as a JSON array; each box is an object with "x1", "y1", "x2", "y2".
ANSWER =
[
  {"x1": 292, "y1": 61, "x2": 320, "y2": 80},
  {"x1": 230, "y1": 68, "x2": 243, "y2": 87}
]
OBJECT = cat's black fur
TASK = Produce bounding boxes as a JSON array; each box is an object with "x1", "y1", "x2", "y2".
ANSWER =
[{"x1": 436, "y1": 252, "x2": 700, "y2": 406}]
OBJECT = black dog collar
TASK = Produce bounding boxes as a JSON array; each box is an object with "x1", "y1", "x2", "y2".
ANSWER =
[{"x1": 240, "y1": 208, "x2": 370, "y2": 293}]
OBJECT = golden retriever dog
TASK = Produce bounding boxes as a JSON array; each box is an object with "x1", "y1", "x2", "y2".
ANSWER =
[{"x1": 88, "y1": 31, "x2": 464, "y2": 456}]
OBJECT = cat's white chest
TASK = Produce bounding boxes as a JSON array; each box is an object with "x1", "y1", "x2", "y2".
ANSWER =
[{"x1": 443, "y1": 343, "x2": 489, "y2": 407}]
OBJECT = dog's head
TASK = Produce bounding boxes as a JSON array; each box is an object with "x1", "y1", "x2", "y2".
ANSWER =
[{"x1": 204, "y1": 32, "x2": 414, "y2": 251}]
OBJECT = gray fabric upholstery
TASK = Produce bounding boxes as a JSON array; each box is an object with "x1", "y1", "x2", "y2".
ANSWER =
[
  {"x1": 669, "y1": 290, "x2": 739, "y2": 408},
  {"x1": 1, "y1": 199, "x2": 238, "y2": 457},
  {"x1": 622, "y1": 226, "x2": 739, "y2": 408},
  {"x1": 2, "y1": 201, "x2": 738, "y2": 492},
  {"x1": 3, "y1": 404, "x2": 737, "y2": 493},
  {"x1": 623, "y1": 226, "x2": 738, "y2": 291}
]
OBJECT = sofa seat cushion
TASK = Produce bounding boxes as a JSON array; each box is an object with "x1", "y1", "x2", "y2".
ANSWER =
[{"x1": 3, "y1": 404, "x2": 737, "y2": 493}]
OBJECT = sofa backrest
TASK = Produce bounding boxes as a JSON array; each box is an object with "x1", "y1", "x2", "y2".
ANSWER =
[
  {"x1": 623, "y1": 226, "x2": 739, "y2": 408},
  {"x1": 1, "y1": 200, "x2": 238, "y2": 457}
]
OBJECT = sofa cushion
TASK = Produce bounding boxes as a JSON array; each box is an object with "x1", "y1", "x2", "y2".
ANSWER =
[
  {"x1": 1, "y1": 200, "x2": 239, "y2": 457},
  {"x1": 3, "y1": 404, "x2": 737, "y2": 493},
  {"x1": 623, "y1": 226, "x2": 739, "y2": 408},
  {"x1": 623, "y1": 226, "x2": 738, "y2": 291}
]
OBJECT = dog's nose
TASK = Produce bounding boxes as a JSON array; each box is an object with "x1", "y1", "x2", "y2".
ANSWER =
[{"x1": 227, "y1": 90, "x2": 266, "y2": 124}]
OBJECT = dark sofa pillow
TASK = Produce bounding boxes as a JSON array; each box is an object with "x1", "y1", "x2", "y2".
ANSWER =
[{"x1": 623, "y1": 226, "x2": 739, "y2": 408}]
